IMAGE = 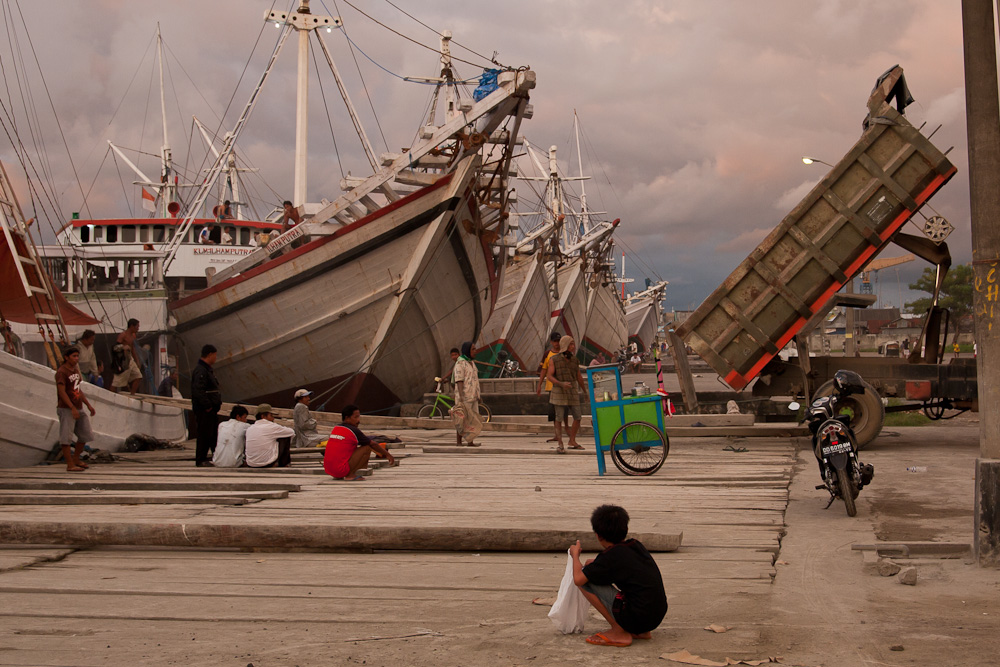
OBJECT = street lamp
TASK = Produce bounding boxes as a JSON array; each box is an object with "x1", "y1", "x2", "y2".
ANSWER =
[{"x1": 802, "y1": 156, "x2": 835, "y2": 168}]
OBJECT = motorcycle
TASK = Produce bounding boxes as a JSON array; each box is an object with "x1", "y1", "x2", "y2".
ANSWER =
[
  {"x1": 614, "y1": 348, "x2": 630, "y2": 375},
  {"x1": 791, "y1": 369, "x2": 875, "y2": 517},
  {"x1": 495, "y1": 350, "x2": 520, "y2": 378}
]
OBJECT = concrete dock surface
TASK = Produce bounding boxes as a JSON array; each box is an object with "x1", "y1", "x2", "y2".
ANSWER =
[{"x1": 0, "y1": 418, "x2": 998, "y2": 666}]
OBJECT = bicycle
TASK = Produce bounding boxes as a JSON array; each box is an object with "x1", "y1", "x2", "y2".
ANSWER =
[{"x1": 417, "y1": 377, "x2": 492, "y2": 422}]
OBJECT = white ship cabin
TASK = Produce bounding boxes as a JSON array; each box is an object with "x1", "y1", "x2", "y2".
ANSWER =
[{"x1": 57, "y1": 217, "x2": 282, "y2": 298}]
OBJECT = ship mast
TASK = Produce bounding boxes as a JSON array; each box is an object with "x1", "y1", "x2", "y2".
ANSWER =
[
  {"x1": 293, "y1": 2, "x2": 312, "y2": 206},
  {"x1": 574, "y1": 111, "x2": 588, "y2": 234},
  {"x1": 156, "y1": 24, "x2": 176, "y2": 217}
]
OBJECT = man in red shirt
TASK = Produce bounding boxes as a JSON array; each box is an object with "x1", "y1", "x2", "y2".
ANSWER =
[
  {"x1": 323, "y1": 404, "x2": 394, "y2": 481},
  {"x1": 55, "y1": 346, "x2": 97, "y2": 472}
]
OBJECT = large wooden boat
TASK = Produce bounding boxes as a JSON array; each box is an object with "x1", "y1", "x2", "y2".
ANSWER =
[
  {"x1": 167, "y1": 7, "x2": 536, "y2": 408},
  {"x1": 0, "y1": 352, "x2": 185, "y2": 468},
  {"x1": 1, "y1": 165, "x2": 185, "y2": 468},
  {"x1": 170, "y1": 154, "x2": 513, "y2": 407},
  {"x1": 475, "y1": 254, "x2": 552, "y2": 375},
  {"x1": 625, "y1": 282, "x2": 667, "y2": 353}
]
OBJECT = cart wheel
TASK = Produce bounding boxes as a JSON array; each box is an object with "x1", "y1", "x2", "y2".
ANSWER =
[
  {"x1": 610, "y1": 421, "x2": 669, "y2": 476},
  {"x1": 478, "y1": 403, "x2": 492, "y2": 423}
]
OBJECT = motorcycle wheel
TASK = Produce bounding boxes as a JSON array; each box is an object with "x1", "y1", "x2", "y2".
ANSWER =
[
  {"x1": 813, "y1": 379, "x2": 884, "y2": 450},
  {"x1": 838, "y1": 469, "x2": 858, "y2": 517}
]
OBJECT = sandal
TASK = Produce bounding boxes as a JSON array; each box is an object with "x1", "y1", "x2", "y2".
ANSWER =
[
  {"x1": 555, "y1": 445, "x2": 566, "y2": 454},
  {"x1": 567, "y1": 444, "x2": 584, "y2": 450}
]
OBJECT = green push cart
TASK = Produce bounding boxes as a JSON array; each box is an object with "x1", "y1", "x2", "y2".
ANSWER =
[{"x1": 584, "y1": 364, "x2": 669, "y2": 476}]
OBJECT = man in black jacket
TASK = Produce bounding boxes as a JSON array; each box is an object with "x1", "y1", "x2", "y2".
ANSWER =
[{"x1": 190, "y1": 344, "x2": 222, "y2": 467}]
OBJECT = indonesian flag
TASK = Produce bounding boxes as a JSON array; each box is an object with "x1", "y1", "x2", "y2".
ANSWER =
[{"x1": 141, "y1": 188, "x2": 156, "y2": 213}]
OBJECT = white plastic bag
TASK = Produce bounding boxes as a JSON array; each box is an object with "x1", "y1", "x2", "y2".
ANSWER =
[{"x1": 547, "y1": 548, "x2": 589, "y2": 634}]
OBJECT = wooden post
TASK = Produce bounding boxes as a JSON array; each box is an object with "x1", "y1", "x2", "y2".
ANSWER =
[
  {"x1": 668, "y1": 329, "x2": 699, "y2": 414},
  {"x1": 962, "y1": 0, "x2": 1000, "y2": 566},
  {"x1": 794, "y1": 334, "x2": 814, "y2": 404}
]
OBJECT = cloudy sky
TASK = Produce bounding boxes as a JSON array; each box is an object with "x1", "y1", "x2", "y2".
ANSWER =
[{"x1": 0, "y1": 0, "x2": 975, "y2": 311}]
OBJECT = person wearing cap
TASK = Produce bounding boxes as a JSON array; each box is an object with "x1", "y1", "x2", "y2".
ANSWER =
[
  {"x1": 190, "y1": 344, "x2": 222, "y2": 467},
  {"x1": 245, "y1": 404, "x2": 295, "y2": 468},
  {"x1": 546, "y1": 335, "x2": 587, "y2": 453},
  {"x1": 291, "y1": 389, "x2": 326, "y2": 448},
  {"x1": 55, "y1": 346, "x2": 96, "y2": 472},
  {"x1": 324, "y1": 404, "x2": 394, "y2": 481},
  {"x1": 537, "y1": 331, "x2": 565, "y2": 444}
]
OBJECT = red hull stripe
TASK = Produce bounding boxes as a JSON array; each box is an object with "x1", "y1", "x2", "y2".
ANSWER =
[{"x1": 171, "y1": 173, "x2": 455, "y2": 310}]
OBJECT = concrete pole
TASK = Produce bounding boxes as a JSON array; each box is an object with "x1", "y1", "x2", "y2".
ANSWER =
[{"x1": 962, "y1": 0, "x2": 1000, "y2": 566}]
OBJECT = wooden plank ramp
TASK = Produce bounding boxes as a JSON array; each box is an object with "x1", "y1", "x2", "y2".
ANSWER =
[{"x1": 0, "y1": 431, "x2": 798, "y2": 665}]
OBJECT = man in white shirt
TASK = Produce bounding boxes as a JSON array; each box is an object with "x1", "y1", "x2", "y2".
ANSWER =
[
  {"x1": 213, "y1": 406, "x2": 251, "y2": 467},
  {"x1": 244, "y1": 403, "x2": 295, "y2": 467}
]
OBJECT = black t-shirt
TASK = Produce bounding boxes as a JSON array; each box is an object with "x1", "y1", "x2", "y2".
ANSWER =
[{"x1": 581, "y1": 539, "x2": 667, "y2": 633}]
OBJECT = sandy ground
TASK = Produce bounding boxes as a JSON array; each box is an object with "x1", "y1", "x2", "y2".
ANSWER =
[{"x1": 1, "y1": 415, "x2": 998, "y2": 666}]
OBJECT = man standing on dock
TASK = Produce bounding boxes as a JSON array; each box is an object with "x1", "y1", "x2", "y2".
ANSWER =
[
  {"x1": 547, "y1": 336, "x2": 587, "y2": 453},
  {"x1": 55, "y1": 346, "x2": 96, "y2": 472},
  {"x1": 190, "y1": 344, "x2": 222, "y2": 467},
  {"x1": 537, "y1": 332, "x2": 563, "y2": 444},
  {"x1": 452, "y1": 341, "x2": 482, "y2": 447}
]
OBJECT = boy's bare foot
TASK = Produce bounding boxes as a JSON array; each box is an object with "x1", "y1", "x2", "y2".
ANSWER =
[
  {"x1": 585, "y1": 631, "x2": 631, "y2": 647},
  {"x1": 73, "y1": 460, "x2": 89, "y2": 469},
  {"x1": 66, "y1": 466, "x2": 86, "y2": 472}
]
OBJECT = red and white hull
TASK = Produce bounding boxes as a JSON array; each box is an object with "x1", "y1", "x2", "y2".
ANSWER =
[
  {"x1": 549, "y1": 260, "x2": 626, "y2": 363},
  {"x1": 169, "y1": 157, "x2": 499, "y2": 408},
  {"x1": 476, "y1": 254, "x2": 552, "y2": 372}
]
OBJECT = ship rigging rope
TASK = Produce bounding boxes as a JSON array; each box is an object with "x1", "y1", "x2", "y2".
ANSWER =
[
  {"x1": 574, "y1": 117, "x2": 664, "y2": 284},
  {"x1": 329, "y1": 0, "x2": 503, "y2": 71},
  {"x1": 329, "y1": 0, "x2": 389, "y2": 155},
  {"x1": 167, "y1": 0, "x2": 282, "y2": 227},
  {"x1": 306, "y1": 116, "x2": 527, "y2": 407},
  {"x1": 0, "y1": 5, "x2": 139, "y2": 335},
  {"x1": 380, "y1": 0, "x2": 501, "y2": 67},
  {"x1": 335, "y1": 27, "x2": 480, "y2": 85},
  {"x1": 309, "y1": 37, "x2": 347, "y2": 182},
  {"x1": 1, "y1": 3, "x2": 59, "y2": 202},
  {"x1": 3, "y1": 0, "x2": 92, "y2": 222}
]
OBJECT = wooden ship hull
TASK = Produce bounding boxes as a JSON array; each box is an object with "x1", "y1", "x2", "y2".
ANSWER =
[
  {"x1": 626, "y1": 297, "x2": 661, "y2": 353},
  {"x1": 169, "y1": 157, "x2": 500, "y2": 408},
  {"x1": 0, "y1": 353, "x2": 186, "y2": 468},
  {"x1": 550, "y1": 260, "x2": 626, "y2": 364},
  {"x1": 475, "y1": 254, "x2": 552, "y2": 374}
]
